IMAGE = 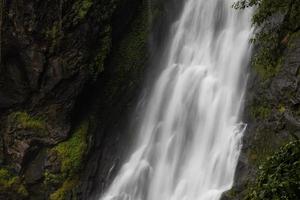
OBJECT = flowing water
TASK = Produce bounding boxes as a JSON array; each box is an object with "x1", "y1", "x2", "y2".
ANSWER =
[{"x1": 100, "y1": 0, "x2": 253, "y2": 199}]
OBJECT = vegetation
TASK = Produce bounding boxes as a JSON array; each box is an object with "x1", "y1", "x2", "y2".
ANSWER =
[
  {"x1": 233, "y1": 2, "x2": 300, "y2": 199},
  {"x1": 105, "y1": 4, "x2": 149, "y2": 102},
  {"x1": 245, "y1": 140, "x2": 300, "y2": 200},
  {"x1": 0, "y1": 168, "x2": 28, "y2": 197},
  {"x1": 8, "y1": 112, "x2": 47, "y2": 134},
  {"x1": 53, "y1": 121, "x2": 89, "y2": 176},
  {"x1": 250, "y1": 104, "x2": 272, "y2": 120},
  {"x1": 45, "y1": 121, "x2": 89, "y2": 199},
  {"x1": 50, "y1": 178, "x2": 78, "y2": 200},
  {"x1": 76, "y1": 0, "x2": 93, "y2": 19},
  {"x1": 233, "y1": 0, "x2": 300, "y2": 79},
  {"x1": 247, "y1": 130, "x2": 290, "y2": 166},
  {"x1": 89, "y1": 26, "x2": 112, "y2": 79}
]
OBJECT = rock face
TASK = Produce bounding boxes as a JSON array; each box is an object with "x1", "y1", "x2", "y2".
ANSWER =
[
  {"x1": 222, "y1": 32, "x2": 300, "y2": 199},
  {"x1": 0, "y1": 0, "x2": 159, "y2": 199},
  {"x1": 2, "y1": 0, "x2": 297, "y2": 199}
]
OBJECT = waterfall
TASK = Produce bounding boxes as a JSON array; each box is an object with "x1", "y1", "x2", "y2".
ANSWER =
[{"x1": 100, "y1": 0, "x2": 253, "y2": 199}]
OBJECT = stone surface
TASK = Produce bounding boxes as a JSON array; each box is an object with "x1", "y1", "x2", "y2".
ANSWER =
[
  {"x1": 223, "y1": 34, "x2": 300, "y2": 200},
  {"x1": 0, "y1": 0, "x2": 150, "y2": 199}
]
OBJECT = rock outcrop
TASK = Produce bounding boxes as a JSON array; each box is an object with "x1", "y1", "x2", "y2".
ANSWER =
[
  {"x1": 223, "y1": 30, "x2": 300, "y2": 200},
  {"x1": 0, "y1": 0, "x2": 160, "y2": 199}
]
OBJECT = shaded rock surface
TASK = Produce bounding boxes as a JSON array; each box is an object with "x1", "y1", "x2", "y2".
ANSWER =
[
  {"x1": 222, "y1": 33, "x2": 300, "y2": 200},
  {"x1": 0, "y1": 0, "x2": 156, "y2": 199}
]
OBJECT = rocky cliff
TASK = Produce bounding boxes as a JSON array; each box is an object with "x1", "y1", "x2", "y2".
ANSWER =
[
  {"x1": 0, "y1": 0, "x2": 163, "y2": 199},
  {"x1": 223, "y1": 0, "x2": 300, "y2": 199},
  {"x1": 1, "y1": 0, "x2": 299, "y2": 200},
  {"x1": 224, "y1": 31, "x2": 300, "y2": 200}
]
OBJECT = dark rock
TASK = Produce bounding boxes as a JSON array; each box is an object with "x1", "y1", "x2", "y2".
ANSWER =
[
  {"x1": 24, "y1": 148, "x2": 47, "y2": 184},
  {"x1": 231, "y1": 33, "x2": 300, "y2": 199},
  {"x1": 0, "y1": 0, "x2": 155, "y2": 199}
]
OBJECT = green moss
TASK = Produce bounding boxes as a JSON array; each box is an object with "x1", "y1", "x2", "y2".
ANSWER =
[
  {"x1": 48, "y1": 23, "x2": 59, "y2": 41},
  {"x1": 73, "y1": 0, "x2": 93, "y2": 19},
  {"x1": 8, "y1": 112, "x2": 47, "y2": 132},
  {"x1": 45, "y1": 122, "x2": 89, "y2": 198},
  {"x1": 53, "y1": 121, "x2": 89, "y2": 176},
  {"x1": 17, "y1": 185, "x2": 28, "y2": 197},
  {"x1": 278, "y1": 104, "x2": 286, "y2": 114},
  {"x1": 89, "y1": 26, "x2": 112, "y2": 79},
  {"x1": 288, "y1": 32, "x2": 300, "y2": 49},
  {"x1": 224, "y1": 188, "x2": 239, "y2": 199},
  {"x1": 0, "y1": 168, "x2": 28, "y2": 197},
  {"x1": 105, "y1": 4, "x2": 149, "y2": 102},
  {"x1": 44, "y1": 21, "x2": 62, "y2": 53},
  {"x1": 44, "y1": 171, "x2": 64, "y2": 187},
  {"x1": 247, "y1": 129, "x2": 292, "y2": 166},
  {"x1": 245, "y1": 140, "x2": 300, "y2": 200},
  {"x1": 250, "y1": 104, "x2": 272, "y2": 120},
  {"x1": 253, "y1": 59, "x2": 281, "y2": 80},
  {"x1": 50, "y1": 178, "x2": 78, "y2": 200}
]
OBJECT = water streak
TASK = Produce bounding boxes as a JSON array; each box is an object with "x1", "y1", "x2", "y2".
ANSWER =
[{"x1": 100, "y1": 0, "x2": 252, "y2": 199}]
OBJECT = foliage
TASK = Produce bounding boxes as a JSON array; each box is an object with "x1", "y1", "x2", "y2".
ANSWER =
[
  {"x1": 49, "y1": 178, "x2": 78, "y2": 200},
  {"x1": 74, "y1": 0, "x2": 93, "y2": 19},
  {"x1": 44, "y1": 122, "x2": 89, "y2": 199},
  {"x1": 89, "y1": 26, "x2": 112, "y2": 79},
  {"x1": 247, "y1": 130, "x2": 290, "y2": 167},
  {"x1": 44, "y1": 171, "x2": 64, "y2": 187},
  {"x1": 105, "y1": 4, "x2": 149, "y2": 102},
  {"x1": 250, "y1": 104, "x2": 272, "y2": 119},
  {"x1": 8, "y1": 112, "x2": 47, "y2": 133},
  {"x1": 233, "y1": 0, "x2": 300, "y2": 79},
  {"x1": 245, "y1": 140, "x2": 300, "y2": 200},
  {"x1": 0, "y1": 168, "x2": 28, "y2": 197},
  {"x1": 45, "y1": 22, "x2": 61, "y2": 53},
  {"x1": 53, "y1": 121, "x2": 89, "y2": 176}
]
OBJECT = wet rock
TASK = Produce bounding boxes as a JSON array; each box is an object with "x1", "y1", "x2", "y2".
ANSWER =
[
  {"x1": 24, "y1": 149, "x2": 47, "y2": 184},
  {"x1": 0, "y1": 0, "x2": 152, "y2": 198},
  {"x1": 231, "y1": 33, "x2": 300, "y2": 199}
]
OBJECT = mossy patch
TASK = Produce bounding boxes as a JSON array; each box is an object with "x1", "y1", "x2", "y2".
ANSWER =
[
  {"x1": 8, "y1": 112, "x2": 46, "y2": 130},
  {"x1": 247, "y1": 129, "x2": 292, "y2": 166},
  {"x1": 53, "y1": 121, "x2": 89, "y2": 176},
  {"x1": 0, "y1": 168, "x2": 28, "y2": 197},
  {"x1": 252, "y1": 56, "x2": 282, "y2": 80},
  {"x1": 278, "y1": 104, "x2": 286, "y2": 114},
  {"x1": 49, "y1": 178, "x2": 78, "y2": 200},
  {"x1": 44, "y1": 171, "x2": 65, "y2": 187},
  {"x1": 44, "y1": 121, "x2": 89, "y2": 199},
  {"x1": 89, "y1": 26, "x2": 112, "y2": 79},
  {"x1": 45, "y1": 21, "x2": 61, "y2": 53},
  {"x1": 250, "y1": 104, "x2": 272, "y2": 120},
  {"x1": 73, "y1": 0, "x2": 93, "y2": 20},
  {"x1": 105, "y1": 3, "x2": 150, "y2": 102}
]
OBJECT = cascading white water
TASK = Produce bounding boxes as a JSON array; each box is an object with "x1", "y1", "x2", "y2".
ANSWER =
[{"x1": 100, "y1": 0, "x2": 252, "y2": 200}]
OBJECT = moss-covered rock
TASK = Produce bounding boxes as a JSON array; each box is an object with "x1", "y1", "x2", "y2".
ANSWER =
[
  {"x1": 228, "y1": 2, "x2": 300, "y2": 198},
  {"x1": 76, "y1": 0, "x2": 93, "y2": 19},
  {"x1": 7, "y1": 112, "x2": 47, "y2": 134},
  {"x1": 50, "y1": 178, "x2": 79, "y2": 200},
  {"x1": 3, "y1": 111, "x2": 50, "y2": 172},
  {"x1": 0, "y1": 168, "x2": 28, "y2": 198},
  {"x1": 89, "y1": 25, "x2": 112, "y2": 79},
  {"x1": 44, "y1": 121, "x2": 89, "y2": 199},
  {"x1": 53, "y1": 121, "x2": 88, "y2": 176},
  {"x1": 104, "y1": 2, "x2": 150, "y2": 104},
  {"x1": 0, "y1": 0, "x2": 154, "y2": 199}
]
